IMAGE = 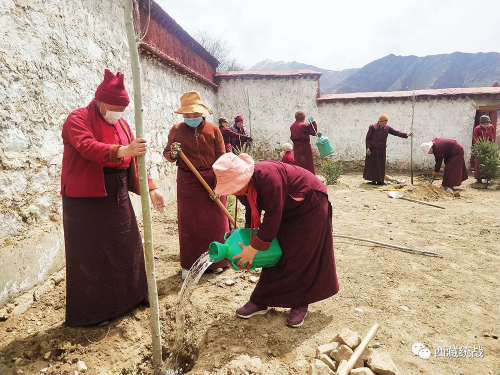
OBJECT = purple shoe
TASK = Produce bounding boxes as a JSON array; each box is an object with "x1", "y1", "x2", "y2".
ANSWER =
[
  {"x1": 287, "y1": 305, "x2": 308, "y2": 328},
  {"x1": 236, "y1": 301, "x2": 269, "y2": 319}
]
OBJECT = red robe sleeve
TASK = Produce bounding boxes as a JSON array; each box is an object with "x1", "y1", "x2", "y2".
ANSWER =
[
  {"x1": 365, "y1": 125, "x2": 374, "y2": 148},
  {"x1": 63, "y1": 111, "x2": 115, "y2": 163},
  {"x1": 388, "y1": 126, "x2": 408, "y2": 138}
]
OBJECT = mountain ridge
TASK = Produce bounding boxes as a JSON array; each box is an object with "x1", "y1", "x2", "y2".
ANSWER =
[{"x1": 249, "y1": 52, "x2": 500, "y2": 94}]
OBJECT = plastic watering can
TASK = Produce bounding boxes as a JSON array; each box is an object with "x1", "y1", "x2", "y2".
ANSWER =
[
  {"x1": 309, "y1": 116, "x2": 334, "y2": 158},
  {"x1": 208, "y1": 228, "x2": 282, "y2": 271}
]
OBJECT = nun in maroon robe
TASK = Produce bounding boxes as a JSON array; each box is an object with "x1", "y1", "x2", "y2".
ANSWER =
[
  {"x1": 164, "y1": 92, "x2": 229, "y2": 278},
  {"x1": 421, "y1": 138, "x2": 468, "y2": 188},
  {"x1": 290, "y1": 111, "x2": 317, "y2": 174},
  {"x1": 280, "y1": 142, "x2": 295, "y2": 165},
  {"x1": 213, "y1": 153, "x2": 339, "y2": 328},
  {"x1": 363, "y1": 114, "x2": 410, "y2": 185},
  {"x1": 61, "y1": 70, "x2": 164, "y2": 326}
]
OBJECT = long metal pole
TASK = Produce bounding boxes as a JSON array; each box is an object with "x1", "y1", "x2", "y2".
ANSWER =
[
  {"x1": 332, "y1": 233, "x2": 442, "y2": 257},
  {"x1": 124, "y1": 1, "x2": 162, "y2": 373},
  {"x1": 410, "y1": 91, "x2": 416, "y2": 185}
]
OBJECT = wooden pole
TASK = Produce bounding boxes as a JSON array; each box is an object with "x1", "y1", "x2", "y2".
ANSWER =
[
  {"x1": 124, "y1": 1, "x2": 162, "y2": 373},
  {"x1": 337, "y1": 324, "x2": 380, "y2": 375},
  {"x1": 400, "y1": 196, "x2": 445, "y2": 209},
  {"x1": 410, "y1": 90, "x2": 416, "y2": 185},
  {"x1": 178, "y1": 151, "x2": 238, "y2": 228},
  {"x1": 332, "y1": 233, "x2": 443, "y2": 257}
]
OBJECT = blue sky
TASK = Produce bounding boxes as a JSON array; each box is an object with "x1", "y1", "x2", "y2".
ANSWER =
[{"x1": 155, "y1": 0, "x2": 500, "y2": 71}]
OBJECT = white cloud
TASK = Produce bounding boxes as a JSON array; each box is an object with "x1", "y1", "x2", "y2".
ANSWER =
[{"x1": 155, "y1": 0, "x2": 500, "y2": 70}]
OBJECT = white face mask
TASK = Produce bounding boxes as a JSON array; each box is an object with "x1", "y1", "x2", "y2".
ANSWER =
[
  {"x1": 100, "y1": 103, "x2": 124, "y2": 124},
  {"x1": 481, "y1": 124, "x2": 488, "y2": 129}
]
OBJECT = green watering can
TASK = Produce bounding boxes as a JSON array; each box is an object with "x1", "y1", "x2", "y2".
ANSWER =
[
  {"x1": 208, "y1": 228, "x2": 282, "y2": 271},
  {"x1": 309, "y1": 116, "x2": 334, "y2": 158}
]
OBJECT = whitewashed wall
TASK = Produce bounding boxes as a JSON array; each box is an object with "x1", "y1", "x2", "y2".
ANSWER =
[
  {"x1": 317, "y1": 97, "x2": 477, "y2": 170},
  {"x1": 217, "y1": 76, "x2": 320, "y2": 159},
  {"x1": 0, "y1": 0, "x2": 216, "y2": 305}
]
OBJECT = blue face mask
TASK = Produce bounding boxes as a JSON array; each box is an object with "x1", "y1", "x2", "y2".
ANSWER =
[{"x1": 184, "y1": 117, "x2": 202, "y2": 128}]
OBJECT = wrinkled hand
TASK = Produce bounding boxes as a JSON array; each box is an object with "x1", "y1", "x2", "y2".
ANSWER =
[
  {"x1": 408, "y1": 132, "x2": 413, "y2": 137},
  {"x1": 209, "y1": 193, "x2": 221, "y2": 202},
  {"x1": 247, "y1": 137, "x2": 253, "y2": 142},
  {"x1": 432, "y1": 171, "x2": 439, "y2": 177},
  {"x1": 233, "y1": 243, "x2": 258, "y2": 267},
  {"x1": 366, "y1": 148, "x2": 371, "y2": 156},
  {"x1": 118, "y1": 138, "x2": 147, "y2": 158},
  {"x1": 150, "y1": 189, "x2": 165, "y2": 212},
  {"x1": 170, "y1": 142, "x2": 182, "y2": 159}
]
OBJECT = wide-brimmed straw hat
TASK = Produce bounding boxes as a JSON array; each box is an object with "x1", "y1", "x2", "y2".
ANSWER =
[
  {"x1": 420, "y1": 141, "x2": 433, "y2": 154},
  {"x1": 213, "y1": 153, "x2": 255, "y2": 196},
  {"x1": 174, "y1": 91, "x2": 213, "y2": 114}
]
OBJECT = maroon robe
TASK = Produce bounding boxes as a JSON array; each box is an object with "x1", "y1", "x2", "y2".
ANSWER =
[
  {"x1": 290, "y1": 120, "x2": 317, "y2": 174},
  {"x1": 281, "y1": 151, "x2": 295, "y2": 165},
  {"x1": 473, "y1": 124, "x2": 496, "y2": 179},
  {"x1": 431, "y1": 138, "x2": 468, "y2": 187},
  {"x1": 237, "y1": 161, "x2": 339, "y2": 308},
  {"x1": 219, "y1": 125, "x2": 251, "y2": 153},
  {"x1": 363, "y1": 123, "x2": 408, "y2": 182}
]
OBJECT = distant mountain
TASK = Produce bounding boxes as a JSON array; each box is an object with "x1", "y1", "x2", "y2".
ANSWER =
[{"x1": 249, "y1": 52, "x2": 500, "y2": 94}]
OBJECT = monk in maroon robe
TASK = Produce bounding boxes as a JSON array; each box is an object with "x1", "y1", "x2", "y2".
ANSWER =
[
  {"x1": 421, "y1": 138, "x2": 468, "y2": 188},
  {"x1": 213, "y1": 153, "x2": 339, "y2": 328},
  {"x1": 290, "y1": 111, "x2": 317, "y2": 174},
  {"x1": 473, "y1": 115, "x2": 496, "y2": 182},
  {"x1": 218, "y1": 117, "x2": 252, "y2": 153},
  {"x1": 164, "y1": 92, "x2": 229, "y2": 279},
  {"x1": 280, "y1": 142, "x2": 295, "y2": 165},
  {"x1": 61, "y1": 70, "x2": 164, "y2": 326},
  {"x1": 363, "y1": 113, "x2": 410, "y2": 185}
]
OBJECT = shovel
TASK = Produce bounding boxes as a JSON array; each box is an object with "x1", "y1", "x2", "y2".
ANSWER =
[
  {"x1": 388, "y1": 191, "x2": 445, "y2": 209},
  {"x1": 428, "y1": 177, "x2": 435, "y2": 186}
]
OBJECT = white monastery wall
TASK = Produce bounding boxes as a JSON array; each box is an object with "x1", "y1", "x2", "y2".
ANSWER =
[{"x1": 0, "y1": 0, "x2": 215, "y2": 305}]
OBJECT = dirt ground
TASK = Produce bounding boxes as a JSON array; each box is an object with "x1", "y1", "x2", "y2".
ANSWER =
[{"x1": 1, "y1": 172, "x2": 499, "y2": 375}]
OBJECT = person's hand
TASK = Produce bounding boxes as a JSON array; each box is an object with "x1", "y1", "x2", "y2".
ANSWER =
[
  {"x1": 149, "y1": 189, "x2": 165, "y2": 212},
  {"x1": 366, "y1": 148, "x2": 371, "y2": 156},
  {"x1": 233, "y1": 243, "x2": 258, "y2": 267},
  {"x1": 247, "y1": 137, "x2": 253, "y2": 142},
  {"x1": 170, "y1": 142, "x2": 182, "y2": 159},
  {"x1": 209, "y1": 193, "x2": 221, "y2": 202},
  {"x1": 432, "y1": 171, "x2": 439, "y2": 177},
  {"x1": 118, "y1": 138, "x2": 147, "y2": 158},
  {"x1": 408, "y1": 132, "x2": 413, "y2": 137}
]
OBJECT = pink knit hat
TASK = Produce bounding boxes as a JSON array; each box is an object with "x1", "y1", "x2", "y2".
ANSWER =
[
  {"x1": 95, "y1": 69, "x2": 130, "y2": 107},
  {"x1": 234, "y1": 115, "x2": 244, "y2": 123},
  {"x1": 213, "y1": 153, "x2": 255, "y2": 196}
]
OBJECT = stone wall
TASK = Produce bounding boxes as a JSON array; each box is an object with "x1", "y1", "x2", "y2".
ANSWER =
[{"x1": 0, "y1": 0, "x2": 217, "y2": 306}]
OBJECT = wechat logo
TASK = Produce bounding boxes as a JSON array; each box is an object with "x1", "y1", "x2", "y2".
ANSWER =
[{"x1": 412, "y1": 342, "x2": 431, "y2": 359}]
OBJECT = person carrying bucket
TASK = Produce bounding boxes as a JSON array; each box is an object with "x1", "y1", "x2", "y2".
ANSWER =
[
  {"x1": 163, "y1": 91, "x2": 229, "y2": 279},
  {"x1": 212, "y1": 153, "x2": 339, "y2": 328},
  {"x1": 290, "y1": 111, "x2": 317, "y2": 174}
]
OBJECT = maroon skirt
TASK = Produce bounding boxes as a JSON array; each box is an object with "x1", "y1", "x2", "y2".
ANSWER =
[
  {"x1": 443, "y1": 151, "x2": 468, "y2": 187},
  {"x1": 293, "y1": 140, "x2": 315, "y2": 174},
  {"x1": 250, "y1": 191, "x2": 339, "y2": 308},
  {"x1": 363, "y1": 148, "x2": 386, "y2": 182},
  {"x1": 63, "y1": 169, "x2": 147, "y2": 326},
  {"x1": 176, "y1": 168, "x2": 229, "y2": 270}
]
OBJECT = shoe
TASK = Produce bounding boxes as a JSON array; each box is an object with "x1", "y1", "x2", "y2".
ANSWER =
[
  {"x1": 376, "y1": 182, "x2": 387, "y2": 186},
  {"x1": 236, "y1": 301, "x2": 269, "y2": 319},
  {"x1": 487, "y1": 180, "x2": 492, "y2": 184},
  {"x1": 476, "y1": 179, "x2": 483, "y2": 183},
  {"x1": 181, "y1": 268, "x2": 189, "y2": 280},
  {"x1": 287, "y1": 305, "x2": 308, "y2": 328},
  {"x1": 212, "y1": 267, "x2": 224, "y2": 274}
]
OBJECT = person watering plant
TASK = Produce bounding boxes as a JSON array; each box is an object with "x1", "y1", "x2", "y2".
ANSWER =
[
  {"x1": 421, "y1": 139, "x2": 468, "y2": 190},
  {"x1": 473, "y1": 115, "x2": 496, "y2": 183},
  {"x1": 280, "y1": 142, "x2": 295, "y2": 165},
  {"x1": 212, "y1": 153, "x2": 339, "y2": 328},
  {"x1": 61, "y1": 69, "x2": 164, "y2": 327},
  {"x1": 163, "y1": 91, "x2": 229, "y2": 279},
  {"x1": 219, "y1": 116, "x2": 253, "y2": 153},
  {"x1": 290, "y1": 111, "x2": 317, "y2": 174},
  {"x1": 363, "y1": 113, "x2": 412, "y2": 185},
  {"x1": 229, "y1": 115, "x2": 252, "y2": 152}
]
